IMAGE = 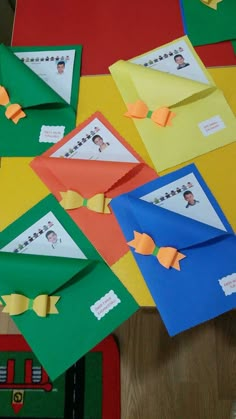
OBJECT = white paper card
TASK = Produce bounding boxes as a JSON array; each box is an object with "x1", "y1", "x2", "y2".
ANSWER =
[
  {"x1": 198, "y1": 115, "x2": 226, "y2": 137},
  {"x1": 131, "y1": 39, "x2": 210, "y2": 85},
  {"x1": 1, "y1": 212, "x2": 87, "y2": 259},
  {"x1": 50, "y1": 117, "x2": 138, "y2": 163},
  {"x1": 141, "y1": 173, "x2": 226, "y2": 231},
  {"x1": 39, "y1": 125, "x2": 65, "y2": 143},
  {"x1": 90, "y1": 290, "x2": 121, "y2": 320},
  {"x1": 14, "y1": 49, "x2": 75, "y2": 104},
  {"x1": 219, "y1": 274, "x2": 236, "y2": 296}
]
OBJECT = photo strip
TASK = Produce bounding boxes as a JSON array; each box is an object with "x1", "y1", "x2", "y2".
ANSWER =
[
  {"x1": 14, "y1": 49, "x2": 76, "y2": 104},
  {"x1": 1, "y1": 212, "x2": 87, "y2": 259},
  {"x1": 51, "y1": 117, "x2": 139, "y2": 163},
  {"x1": 131, "y1": 38, "x2": 210, "y2": 85},
  {"x1": 140, "y1": 172, "x2": 227, "y2": 231}
]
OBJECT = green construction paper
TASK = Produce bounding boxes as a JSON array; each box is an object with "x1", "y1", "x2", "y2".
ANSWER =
[
  {"x1": 0, "y1": 350, "x2": 65, "y2": 417},
  {"x1": 232, "y1": 40, "x2": 236, "y2": 54},
  {"x1": 181, "y1": 0, "x2": 236, "y2": 46},
  {"x1": 10, "y1": 45, "x2": 82, "y2": 111},
  {"x1": 0, "y1": 195, "x2": 138, "y2": 381},
  {"x1": 84, "y1": 352, "x2": 103, "y2": 419},
  {"x1": 0, "y1": 44, "x2": 75, "y2": 156}
]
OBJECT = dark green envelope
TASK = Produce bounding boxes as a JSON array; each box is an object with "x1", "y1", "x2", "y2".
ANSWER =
[
  {"x1": 11, "y1": 45, "x2": 82, "y2": 111},
  {"x1": 0, "y1": 45, "x2": 76, "y2": 156},
  {"x1": 0, "y1": 195, "x2": 138, "y2": 380},
  {"x1": 180, "y1": 0, "x2": 236, "y2": 46}
]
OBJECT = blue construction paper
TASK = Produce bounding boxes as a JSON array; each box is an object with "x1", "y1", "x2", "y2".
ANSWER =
[{"x1": 111, "y1": 164, "x2": 236, "y2": 336}]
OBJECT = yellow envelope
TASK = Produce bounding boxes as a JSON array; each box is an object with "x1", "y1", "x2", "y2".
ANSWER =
[
  {"x1": 1, "y1": 67, "x2": 236, "y2": 307},
  {"x1": 109, "y1": 36, "x2": 236, "y2": 172}
]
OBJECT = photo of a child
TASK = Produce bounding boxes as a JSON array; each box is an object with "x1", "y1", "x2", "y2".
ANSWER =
[{"x1": 92, "y1": 135, "x2": 110, "y2": 153}]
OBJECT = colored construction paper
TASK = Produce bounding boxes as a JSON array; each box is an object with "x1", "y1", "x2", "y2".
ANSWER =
[
  {"x1": 92, "y1": 336, "x2": 121, "y2": 419},
  {"x1": 180, "y1": 0, "x2": 236, "y2": 46},
  {"x1": 31, "y1": 112, "x2": 157, "y2": 266},
  {"x1": 11, "y1": 45, "x2": 82, "y2": 110},
  {"x1": 0, "y1": 44, "x2": 76, "y2": 157},
  {"x1": 1, "y1": 67, "x2": 236, "y2": 307},
  {"x1": 111, "y1": 164, "x2": 236, "y2": 336},
  {"x1": 12, "y1": 0, "x2": 236, "y2": 74},
  {"x1": 232, "y1": 40, "x2": 236, "y2": 55},
  {"x1": 0, "y1": 195, "x2": 138, "y2": 380},
  {"x1": 110, "y1": 36, "x2": 236, "y2": 172}
]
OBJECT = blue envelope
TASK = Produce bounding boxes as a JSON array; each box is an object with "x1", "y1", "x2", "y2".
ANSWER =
[{"x1": 111, "y1": 164, "x2": 236, "y2": 336}]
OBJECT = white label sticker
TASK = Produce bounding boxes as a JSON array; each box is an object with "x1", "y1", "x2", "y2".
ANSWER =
[
  {"x1": 39, "y1": 125, "x2": 65, "y2": 143},
  {"x1": 198, "y1": 115, "x2": 225, "y2": 137},
  {"x1": 90, "y1": 290, "x2": 121, "y2": 320},
  {"x1": 219, "y1": 273, "x2": 236, "y2": 296}
]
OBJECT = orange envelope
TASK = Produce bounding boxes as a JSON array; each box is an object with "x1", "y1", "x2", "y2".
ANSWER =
[{"x1": 31, "y1": 112, "x2": 157, "y2": 265}]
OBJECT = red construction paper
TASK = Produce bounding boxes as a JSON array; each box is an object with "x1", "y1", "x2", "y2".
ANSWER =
[
  {"x1": 31, "y1": 112, "x2": 157, "y2": 265},
  {"x1": 12, "y1": 0, "x2": 236, "y2": 76},
  {"x1": 92, "y1": 336, "x2": 120, "y2": 419}
]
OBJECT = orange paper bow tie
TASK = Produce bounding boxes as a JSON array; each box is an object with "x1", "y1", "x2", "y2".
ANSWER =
[
  {"x1": 200, "y1": 0, "x2": 222, "y2": 9},
  {"x1": 125, "y1": 100, "x2": 175, "y2": 127},
  {"x1": 0, "y1": 85, "x2": 26, "y2": 124},
  {"x1": 128, "y1": 231, "x2": 185, "y2": 271}
]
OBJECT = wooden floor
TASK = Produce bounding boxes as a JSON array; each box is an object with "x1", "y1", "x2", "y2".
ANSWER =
[
  {"x1": 1, "y1": 308, "x2": 235, "y2": 418},
  {"x1": 115, "y1": 309, "x2": 236, "y2": 419}
]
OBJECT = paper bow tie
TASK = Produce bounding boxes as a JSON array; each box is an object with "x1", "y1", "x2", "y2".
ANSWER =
[
  {"x1": 0, "y1": 86, "x2": 26, "y2": 124},
  {"x1": 128, "y1": 231, "x2": 186, "y2": 271},
  {"x1": 125, "y1": 100, "x2": 175, "y2": 127},
  {"x1": 200, "y1": 0, "x2": 222, "y2": 10},
  {"x1": 1, "y1": 294, "x2": 60, "y2": 317},
  {"x1": 60, "y1": 190, "x2": 111, "y2": 214}
]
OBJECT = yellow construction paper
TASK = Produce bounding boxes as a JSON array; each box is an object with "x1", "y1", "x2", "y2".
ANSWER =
[
  {"x1": 109, "y1": 37, "x2": 236, "y2": 172},
  {"x1": 1, "y1": 66, "x2": 236, "y2": 306}
]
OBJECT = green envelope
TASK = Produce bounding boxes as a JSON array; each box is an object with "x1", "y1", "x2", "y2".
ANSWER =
[
  {"x1": 180, "y1": 0, "x2": 236, "y2": 46},
  {"x1": 0, "y1": 195, "x2": 138, "y2": 380},
  {"x1": 11, "y1": 45, "x2": 82, "y2": 111},
  {"x1": 0, "y1": 44, "x2": 76, "y2": 157}
]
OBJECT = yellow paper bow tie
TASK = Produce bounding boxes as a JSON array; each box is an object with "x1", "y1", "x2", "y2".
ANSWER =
[
  {"x1": 60, "y1": 190, "x2": 111, "y2": 214},
  {"x1": 125, "y1": 100, "x2": 175, "y2": 127},
  {"x1": 128, "y1": 231, "x2": 186, "y2": 271},
  {"x1": 1, "y1": 294, "x2": 60, "y2": 317},
  {"x1": 201, "y1": 0, "x2": 222, "y2": 10},
  {"x1": 0, "y1": 86, "x2": 26, "y2": 124}
]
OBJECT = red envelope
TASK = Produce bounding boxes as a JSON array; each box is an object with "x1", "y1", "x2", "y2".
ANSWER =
[{"x1": 31, "y1": 112, "x2": 157, "y2": 265}]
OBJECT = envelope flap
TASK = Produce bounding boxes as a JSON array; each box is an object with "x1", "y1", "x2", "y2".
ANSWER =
[
  {"x1": 32, "y1": 156, "x2": 141, "y2": 199},
  {"x1": 0, "y1": 251, "x2": 92, "y2": 298},
  {"x1": 0, "y1": 44, "x2": 66, "y2": 108},
  {"x1": 111, "y1": 195, "x2": 230, "y2": 250},
  {"x1": 109, "y1": 60, "x2": 215, "y2": 109}
]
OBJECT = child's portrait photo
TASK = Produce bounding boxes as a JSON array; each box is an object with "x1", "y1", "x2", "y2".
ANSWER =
[
  {"x1": 56, "y1": 60, "x2": 65, "y2": 75},
  {"x1": 183, "y1": 191, "x2": 199, "y2": 208},
  {"x1": 92, "y1": 135, "x2": 110, "y2": 153},
  {"x1": 45, "y1": 230, "x2": 62, "y2": 249},
  {"x1": 174, "y1": 54, "x2": 190, "y2": 70}
]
